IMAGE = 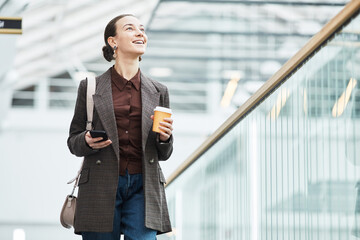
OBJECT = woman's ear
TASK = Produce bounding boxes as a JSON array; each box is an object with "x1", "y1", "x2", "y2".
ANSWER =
[{"x1": 107, "y1": 37, "x2": 116, "y2": 48}]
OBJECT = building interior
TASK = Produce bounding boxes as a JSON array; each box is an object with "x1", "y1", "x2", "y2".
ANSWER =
[{"x1": 0, "y1": 0, "x2": 359, "y2": 239}]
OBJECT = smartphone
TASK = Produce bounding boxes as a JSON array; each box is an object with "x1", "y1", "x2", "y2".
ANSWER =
[{"x1": 89, "y1": 130, "x2": 108, "y2": 142}]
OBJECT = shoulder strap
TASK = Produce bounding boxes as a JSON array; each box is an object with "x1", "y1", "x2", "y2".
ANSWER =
[
  {"x1": 86, "y1": 75, "x2": 96, "y2": 131},
  {"x1": 67, "y1": 75, "x2": 96, "y2": 192}
]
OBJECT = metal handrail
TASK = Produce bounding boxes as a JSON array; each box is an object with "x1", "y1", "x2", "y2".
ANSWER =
[{"x1": 166, "y1": 0, "x2": 360, "y2": 186}]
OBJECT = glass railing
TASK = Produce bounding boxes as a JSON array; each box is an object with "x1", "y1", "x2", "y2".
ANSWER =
[{"x1": 160, "y1": 1, "x2": 360, "y2": 239}]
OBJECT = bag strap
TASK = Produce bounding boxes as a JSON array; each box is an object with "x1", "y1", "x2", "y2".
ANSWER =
[
  {"x1": 67, "y1": 76, "x2": 96, "y2": 195},
  {"x1": 86, "y1": 75, "x2": 96, "y2": 131}
]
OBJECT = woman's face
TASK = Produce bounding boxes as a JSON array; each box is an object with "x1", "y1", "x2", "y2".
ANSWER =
[{"x1": 109, "y1": 16, "x2": 148, "y2": 59}]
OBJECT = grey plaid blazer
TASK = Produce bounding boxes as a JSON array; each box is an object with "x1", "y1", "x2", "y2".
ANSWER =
[{"x1": 67, "y1": 68, "x2": 173, "y2": 234}]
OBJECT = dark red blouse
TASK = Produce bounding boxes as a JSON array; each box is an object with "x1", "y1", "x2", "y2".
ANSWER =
[{"x1": 111, "y1": 67, "x2": 142, "y2": 176}]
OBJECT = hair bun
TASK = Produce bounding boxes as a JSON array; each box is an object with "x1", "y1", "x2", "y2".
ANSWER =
[{"x1": 102, "y1": 45, "x2": 114, "y2": 62}]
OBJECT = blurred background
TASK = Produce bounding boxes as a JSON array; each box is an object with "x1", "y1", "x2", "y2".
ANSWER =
[{"x1": 0, "y1": 0, "x2": 357, "y2": 239}]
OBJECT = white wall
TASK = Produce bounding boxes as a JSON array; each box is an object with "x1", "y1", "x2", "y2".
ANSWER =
[{"x1": 0, "y1": 109, "x2": 80, "y2": 239}]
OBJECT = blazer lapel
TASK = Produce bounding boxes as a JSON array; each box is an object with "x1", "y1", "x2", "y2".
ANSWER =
[
  {"x1": 92, "y1": 69, "x2": 120, "y2": 160},
  {"x1": 141, "y1": 73, "x2": 160, "y2": 152}
]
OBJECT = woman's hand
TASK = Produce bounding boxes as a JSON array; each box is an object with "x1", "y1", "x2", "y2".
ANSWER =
[
  {"x1": 151, "y1": 115, "x2": 174, "y2": 142},
  {"x1": 85, "y1": 131, "x2": 112, "y2": 149}
]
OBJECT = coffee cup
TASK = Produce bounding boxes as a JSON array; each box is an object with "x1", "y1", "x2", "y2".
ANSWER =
[{"x1": 152, "y1": 106, "x2": 172, "y2": 133}]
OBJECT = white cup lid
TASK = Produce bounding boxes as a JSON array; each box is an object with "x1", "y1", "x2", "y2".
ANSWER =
[{"x1": 154, "y1": 106, "x2": 172, "y2": 114}]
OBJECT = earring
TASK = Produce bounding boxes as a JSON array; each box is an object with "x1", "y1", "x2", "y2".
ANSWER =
[{"x1": 113, "y1": 46, "x2": 117, "y2": 59}]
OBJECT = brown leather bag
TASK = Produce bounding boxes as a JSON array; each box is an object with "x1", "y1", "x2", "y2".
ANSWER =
[
  {"x1": 60, "y1": 195, "x2": 77, "y2": 228},
  {"x1": 60, "y1": 75, "x2": 95, "y2": 229}
]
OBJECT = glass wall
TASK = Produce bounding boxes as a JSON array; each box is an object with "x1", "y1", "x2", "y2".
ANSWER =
[{"x1": 161, "y1": 8, "x2": 360, "y2": 240}]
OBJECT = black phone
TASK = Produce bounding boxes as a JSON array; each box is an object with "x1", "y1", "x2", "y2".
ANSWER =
[{"x1": 89, "y1": 130, "x2": 108, "y2": 142}]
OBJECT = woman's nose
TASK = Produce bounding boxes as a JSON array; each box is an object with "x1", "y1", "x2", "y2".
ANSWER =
[{"x1": 135, "y1": 29, "x2": 143, "y2": 36}]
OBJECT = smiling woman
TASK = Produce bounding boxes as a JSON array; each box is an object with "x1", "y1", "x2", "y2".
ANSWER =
[
  {"x1": 67, "y1": 14, "x2": 174, "y2": 240},
  {"x1": 102, "y1": 14, "x2": 147, "y2": 63}
]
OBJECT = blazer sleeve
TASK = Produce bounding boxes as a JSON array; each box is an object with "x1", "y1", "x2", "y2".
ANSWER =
[
  {"x1": 67, "y1": 79, "x2": 98, "y2": 157},
  {"x1": 155, "y1": 86, "x2": 174, "y2": 161}
]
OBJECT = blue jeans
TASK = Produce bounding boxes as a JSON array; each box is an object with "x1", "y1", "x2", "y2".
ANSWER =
[{"x1": 82, "y1": 171, "x2": 157, "y2": 240}]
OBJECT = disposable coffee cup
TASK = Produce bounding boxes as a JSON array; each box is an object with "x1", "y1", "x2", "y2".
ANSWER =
[{"x1": 152, "y1": 106, "x2": 172, "y2": 133}]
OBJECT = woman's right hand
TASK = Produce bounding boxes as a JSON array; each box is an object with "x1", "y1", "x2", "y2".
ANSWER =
[{"x1": 85, "y1": 131, "x2": 112, "y2": 149}]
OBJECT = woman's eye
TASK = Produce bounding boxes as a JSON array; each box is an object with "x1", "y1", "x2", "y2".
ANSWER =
[
  {"x1": 140, "y1": 29, "x2": 145, "y2": 32},
  {"x1": 126, "y1": 27, "x2": 133, "y2": 31}
]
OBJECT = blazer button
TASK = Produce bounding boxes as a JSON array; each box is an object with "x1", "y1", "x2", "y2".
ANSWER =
[
  {"x1": 96, "y1": 160, "x2": 102, "y2": 165},
  {"x1": 149, "y1": 158, "x2": 154, "y2": 164}
]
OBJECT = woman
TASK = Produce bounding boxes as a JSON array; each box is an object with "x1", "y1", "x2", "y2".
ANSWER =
[{"x1": 67, "y1": 14, "x2": 174, "y2": 240}]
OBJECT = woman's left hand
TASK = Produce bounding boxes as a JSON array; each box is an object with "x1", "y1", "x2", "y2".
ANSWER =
[{"x1": 150, "y1": 115, "x2": 174, "y2": 142}]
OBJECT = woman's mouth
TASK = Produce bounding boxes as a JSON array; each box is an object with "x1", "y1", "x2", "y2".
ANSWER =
[{"x1": 133, "y1": 40, "x2": 144, "y2": 44}]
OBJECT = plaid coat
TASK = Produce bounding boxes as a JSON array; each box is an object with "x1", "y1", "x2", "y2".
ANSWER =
[{"x1": 67, "y1": 68, "x2": 173, "y2": 234}]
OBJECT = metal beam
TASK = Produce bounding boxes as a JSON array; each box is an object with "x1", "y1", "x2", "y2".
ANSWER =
[
  {"x1": 148, "y1": 29, "x2": 313, "y2": 37},
  {"x1": 150, "y1": 15, "x2": 328, "y2": 23},
  {"x1": 144, "y1": 55, "x2": 289, "y2": 62},
  {"x1": 146, "y1": 0, "x2": 161, "y2": 29},
  {"x1": 161, "y1": 0, "x2": 347, "y2": 7},
  {"x1": 0, "y1": 0, "x2": 10, "y2": 12}
]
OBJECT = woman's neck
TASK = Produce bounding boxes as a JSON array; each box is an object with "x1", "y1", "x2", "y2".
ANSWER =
[{"x1": 114, "y1": 57, "x2": 139, "y2": 80}]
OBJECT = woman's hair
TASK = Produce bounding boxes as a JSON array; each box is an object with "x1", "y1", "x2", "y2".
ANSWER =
[{"x1": 102, "y1": 14, "x2": 134, "y2": 62}]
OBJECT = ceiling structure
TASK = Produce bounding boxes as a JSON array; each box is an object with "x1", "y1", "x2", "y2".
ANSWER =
[
  {"x1": 141, "y1": 0, "x2": 349, "y2": 112},
  {"x1": 1, "y1": 0, "x2": 350, "y2": 113},
  {"x1": 2, "y1": 0, "x2": 157, "y2": 88}
]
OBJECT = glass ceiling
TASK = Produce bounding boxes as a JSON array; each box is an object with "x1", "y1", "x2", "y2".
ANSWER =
[
  {"x1": 141, "y1": 0, "x2": 348, "y2": 113},
  {"x1": 1, "y1": 0, "x2": 349, "y2": 114}
]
